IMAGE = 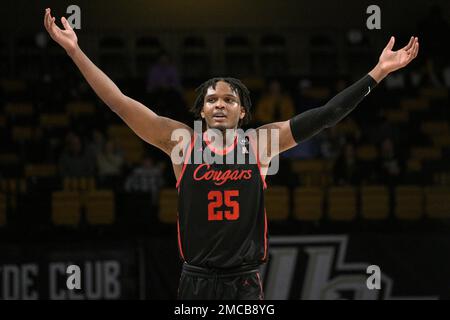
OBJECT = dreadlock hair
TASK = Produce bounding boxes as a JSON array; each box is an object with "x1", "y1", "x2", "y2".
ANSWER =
[{"x1": 190, "y1": 77, "x2": 252, "y2": 128}]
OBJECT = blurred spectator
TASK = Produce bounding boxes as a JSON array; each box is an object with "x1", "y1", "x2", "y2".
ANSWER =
[
  {"x1": 146, "y1": 52, "x2": 182, "y2": 93},
  {"x1": 86, "y1": 129, "x2": 106, "y2": 160},
  {"x1": 281, "y1": 136, "x2": 321, "y2": 160},
  {"x1": 333, "y1": 142, "x2": 361, "y2": 185},
  {"x1": 145, "y1": 51, "x2": 188, "y2": 120},
  {"x1": 58, "y1": 132, "x2": 95, "y2": 177},
  {"x1": 319, "y1": 126, "x2": 346, "y2": 160},
  {"x1": 254, "y1": 80, "x2": 295, "y2": 124},
  {"x1": 385, "y1": 72, "x2": 406, "y2": 90},
  {"x1": 97, "y1": 139, "x2": 124, "y2": 182},
  {"x1": 376, "y1": 137, "x2": 404, "y2": 187},
  {"x1": 124, "y1": 154, "x2": 166, "y2": 204}
]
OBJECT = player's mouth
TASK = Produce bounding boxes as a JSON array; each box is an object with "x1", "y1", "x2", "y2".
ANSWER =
[{"x1": 212, "y1": 113, "x2": 227, "y2": 121}]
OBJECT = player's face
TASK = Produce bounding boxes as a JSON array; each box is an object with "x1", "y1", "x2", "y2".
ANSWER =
[{"x1": 201, "y1": 81, "x2": 246, "y2": 131}]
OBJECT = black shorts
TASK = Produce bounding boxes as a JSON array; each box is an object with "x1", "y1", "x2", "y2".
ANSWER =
[{"x1": 177, "y1": 263, "x2": 264, "y2": 300}]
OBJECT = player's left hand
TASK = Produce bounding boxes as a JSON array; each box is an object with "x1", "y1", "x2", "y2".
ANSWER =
[{"x1": 378, "y1": 36, "x2": 419, "y2": 74}]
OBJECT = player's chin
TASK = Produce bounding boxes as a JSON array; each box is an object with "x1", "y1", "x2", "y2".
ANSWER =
[{"x1": 209, "y1": 120, "x2": 234, "y2": 131}]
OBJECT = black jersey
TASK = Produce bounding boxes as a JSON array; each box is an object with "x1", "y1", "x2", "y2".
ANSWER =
[{"x1": 176, "y1": 131, "x2": 268, "y2": 269}]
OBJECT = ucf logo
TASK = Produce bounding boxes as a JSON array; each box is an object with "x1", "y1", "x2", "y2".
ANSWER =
[{"x1": 260, "y1": 235, "x2": 438, "y2": 300}]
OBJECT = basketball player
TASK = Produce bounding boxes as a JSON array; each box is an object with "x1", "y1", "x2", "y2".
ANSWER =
[{"x1": 44, "y1": 8, "x2": 419, "y2": 299}]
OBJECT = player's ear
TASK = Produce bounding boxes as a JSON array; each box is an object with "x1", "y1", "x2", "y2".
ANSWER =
[
  {"x1": 200, "y1": 110, "x2": 205, "y2": 119},
  {"x1": 239, "y1": 106, "x2": 246, "y2": 119}
]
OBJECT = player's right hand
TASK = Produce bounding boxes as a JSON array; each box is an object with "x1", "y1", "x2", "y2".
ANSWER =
[{"x1": 43, "y1": 8, "x2": 78, "y2": 55}]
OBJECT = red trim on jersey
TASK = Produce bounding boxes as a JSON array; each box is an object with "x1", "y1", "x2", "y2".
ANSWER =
[
  {"x1": 262, "y1": 208, "x2": 268, "y2": 261},
  {"x1": 176, "y1": 213, "x2": 185, "y2": 261},
  {"x1": 256, "y1": 272, "x2": 264, "y2": 300},
  {"x1": 175, "y1": 134, "x2": 197, "y2": 189},
  {"x1": 203, "y1": 130, "x2": 237, "y2": 155},
  {"x1": 248, "y1": 135, "x2": 268, "y2": 190}
]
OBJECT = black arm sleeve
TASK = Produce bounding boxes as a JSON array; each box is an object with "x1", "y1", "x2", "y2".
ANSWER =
[{"x1": 289, "y1": 74, "x2": 378, "y2": 144}]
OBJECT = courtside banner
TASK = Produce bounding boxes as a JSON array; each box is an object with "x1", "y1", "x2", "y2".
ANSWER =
[
  {"x1": 0, "y1": 242, "x2": 139, "y2": 300},
  {"x1": 1, "y1": 234, "x2": 450, "y2": 300},
  {"x1": 142, "y1": 233, "x2": 450, "y2": 300},
  {"x1": 262, "y1": 234, "x2": 450, "y2": 299}
]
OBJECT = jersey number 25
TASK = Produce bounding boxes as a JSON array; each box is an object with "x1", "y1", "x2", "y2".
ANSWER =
[{"x1": 207, "y1": 190, "x2": 239, "y2": 221}]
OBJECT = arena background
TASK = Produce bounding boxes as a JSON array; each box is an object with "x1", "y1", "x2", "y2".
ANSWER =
[{"x1": 0, "y1": 0, "x2": 449, "y2": 300}]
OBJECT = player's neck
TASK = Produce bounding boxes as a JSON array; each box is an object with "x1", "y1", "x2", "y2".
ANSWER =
[{"x1": 203, "y1": 127, "x2": 237, "y2": 149}]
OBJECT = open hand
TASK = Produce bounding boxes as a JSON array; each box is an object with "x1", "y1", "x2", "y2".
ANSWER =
[
  {"x1": 378, "y1": 36, "x2": 419, "y2": 74},
  {"x1": 43, "y1": 8, "x2": 78, "y2": 55}
]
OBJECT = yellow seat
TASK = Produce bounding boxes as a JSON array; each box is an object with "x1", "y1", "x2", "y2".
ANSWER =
[
  {"x1": 12, "y1": 126, "x2": 35, "y2": 142},
  {"x1": 421, "y1": 121, "x2": 449, "y2": 137},
  {"x1": 328, "y1": 186, "x2": 357, "y2": 221},
  {"x1": 40, "y1": 114, "x2": 69, "y2": 128},
  {"x1": 410, "y1": 147, "x2": 442, "y2": 161},
  {"x1": 400, "y1": 98, "x2": 429, "y2": 111},
  {"x1": 63, "y1": 177, "x2": 96, "y2": 191},
  {"x1": 158, "y1": 188, "x2": 179, "y2": 223},
  {"x1": 334, "y1": 119, "x2": 360, "y2": 137},
  {"x1": 431, "y1": 135, "x2": 450, "y2": 148},
  {"x1": 25, "y1": 164, "x2": 57, "y2": 178},
  {"x1": 0, "y1": 153, "x2": 19, "y2": 166},
  {"x1": 361, "y1": 186, "x2": 389, "y2": 220},
  {"x1": 0, "y1": 193, "x2": 6, "y2": 226},
  {"x1": 291, "y1": 160, "x2": 329, "y2": 186},
  {"x1": 0, "y1": 79, "x2": 27, "y2": 94},
  {"x1": 384, "y1": 110, "x2": 409, "y2": 123},
  {"x1": 265, "y1": 186, "x2": 290, "y2": 221},
  {"x1": 357, "y1": 145, "x2": 378, "y2": 161},
  {"x1": 425, "y1": 187, "x2": 450, "y2": 219},
  {"x1": 5, "y1": 102, "x2": 33, "y2": 116},
  {"x1": 293, "y1": 187, "x2": 323, "y2": 221},
  {"x1": 302, "y1": 87, "x2": 330, "y2": 100},
  {"x1": 52, "y1": 191, "x2": 81, "y2": 226},
  {"x1": 66, "y1": 101, "x2": 95, "y2": 116},
  {"x1": 395, "y1": 186, "x2": 423, "y2": 220},
  {"x1": 419, "y1": 87, "x2": 448, "y2": 99},
  {"x1": 85, "y1": 190, "x2": 115, "y2": 225}
]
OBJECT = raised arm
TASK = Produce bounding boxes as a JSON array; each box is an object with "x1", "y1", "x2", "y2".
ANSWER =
[
  {"x1": 256, "y1": 36, "x2": 420, "y2": 161},
  {"x1": 43, "y1": 8, "x2": 192, "y2": 157}
]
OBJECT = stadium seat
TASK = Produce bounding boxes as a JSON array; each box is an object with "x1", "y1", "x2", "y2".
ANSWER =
[
  {"x1": 40, "y1": 114, "x2": 69, "y2": 128},
  {"x1": 419, "y1": 87, "x2": 449, "y2": 99},
  {"x1": 5, "y1": 102, "x2": 33, "y2": 116},
  {"x1": 357, "y1": 145, "x2": 378, "y2": 161},
  {"x1": 158, "y1": 188, "x2": 179, "y2": 223},
  {"x1": 395, "y1": 186, "x2": 423, "y2": 220},
  {"x1": 293, "y1": 187, "x2": 323, "y2": 221},
  {"x1": 85, "y1": 190, "x2": 115, "y2": 225},
  {"x1": 328, "y1": 186, "x2": 357, "y2": 221},
  {"x1": 425, "y1": 187, "x2": 450, "y2": 219},
  {"x1": 411, "y1": 147, "x2": 442, "y2": 161},
  {"x1": 291, "y1": 160, "x2": 328, "y2": 186},
  {"x1": 63, "y1": 177, "x2": 96, "y2": 191},
  {"x1": 12, "y1": 126, "x2": 35, "y2": 142},
  {"x1": 25, "y1": 164, "x2": 57, "y2": 178},
  {"x1": 384, "y1": 109, "x2": 409, "y2": 123},
  {"x1": 66, "y1": 101, "x2": 95, "y2": 116},
  {"x1": 421, "y1": 121, "x2": 449, "y2": 137},
  {"x1": 265, "y1": 186, "x2": 290, "y2": 221},
  {"x1": 51, "y1": 191, "x2": 81, "y2": 226},
  {"x1": 400, "y1": 98, "x2": 429, "y2": 111},
  {"x1": 360, "y1": 186, "x2": 389, "y2": 220}
]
